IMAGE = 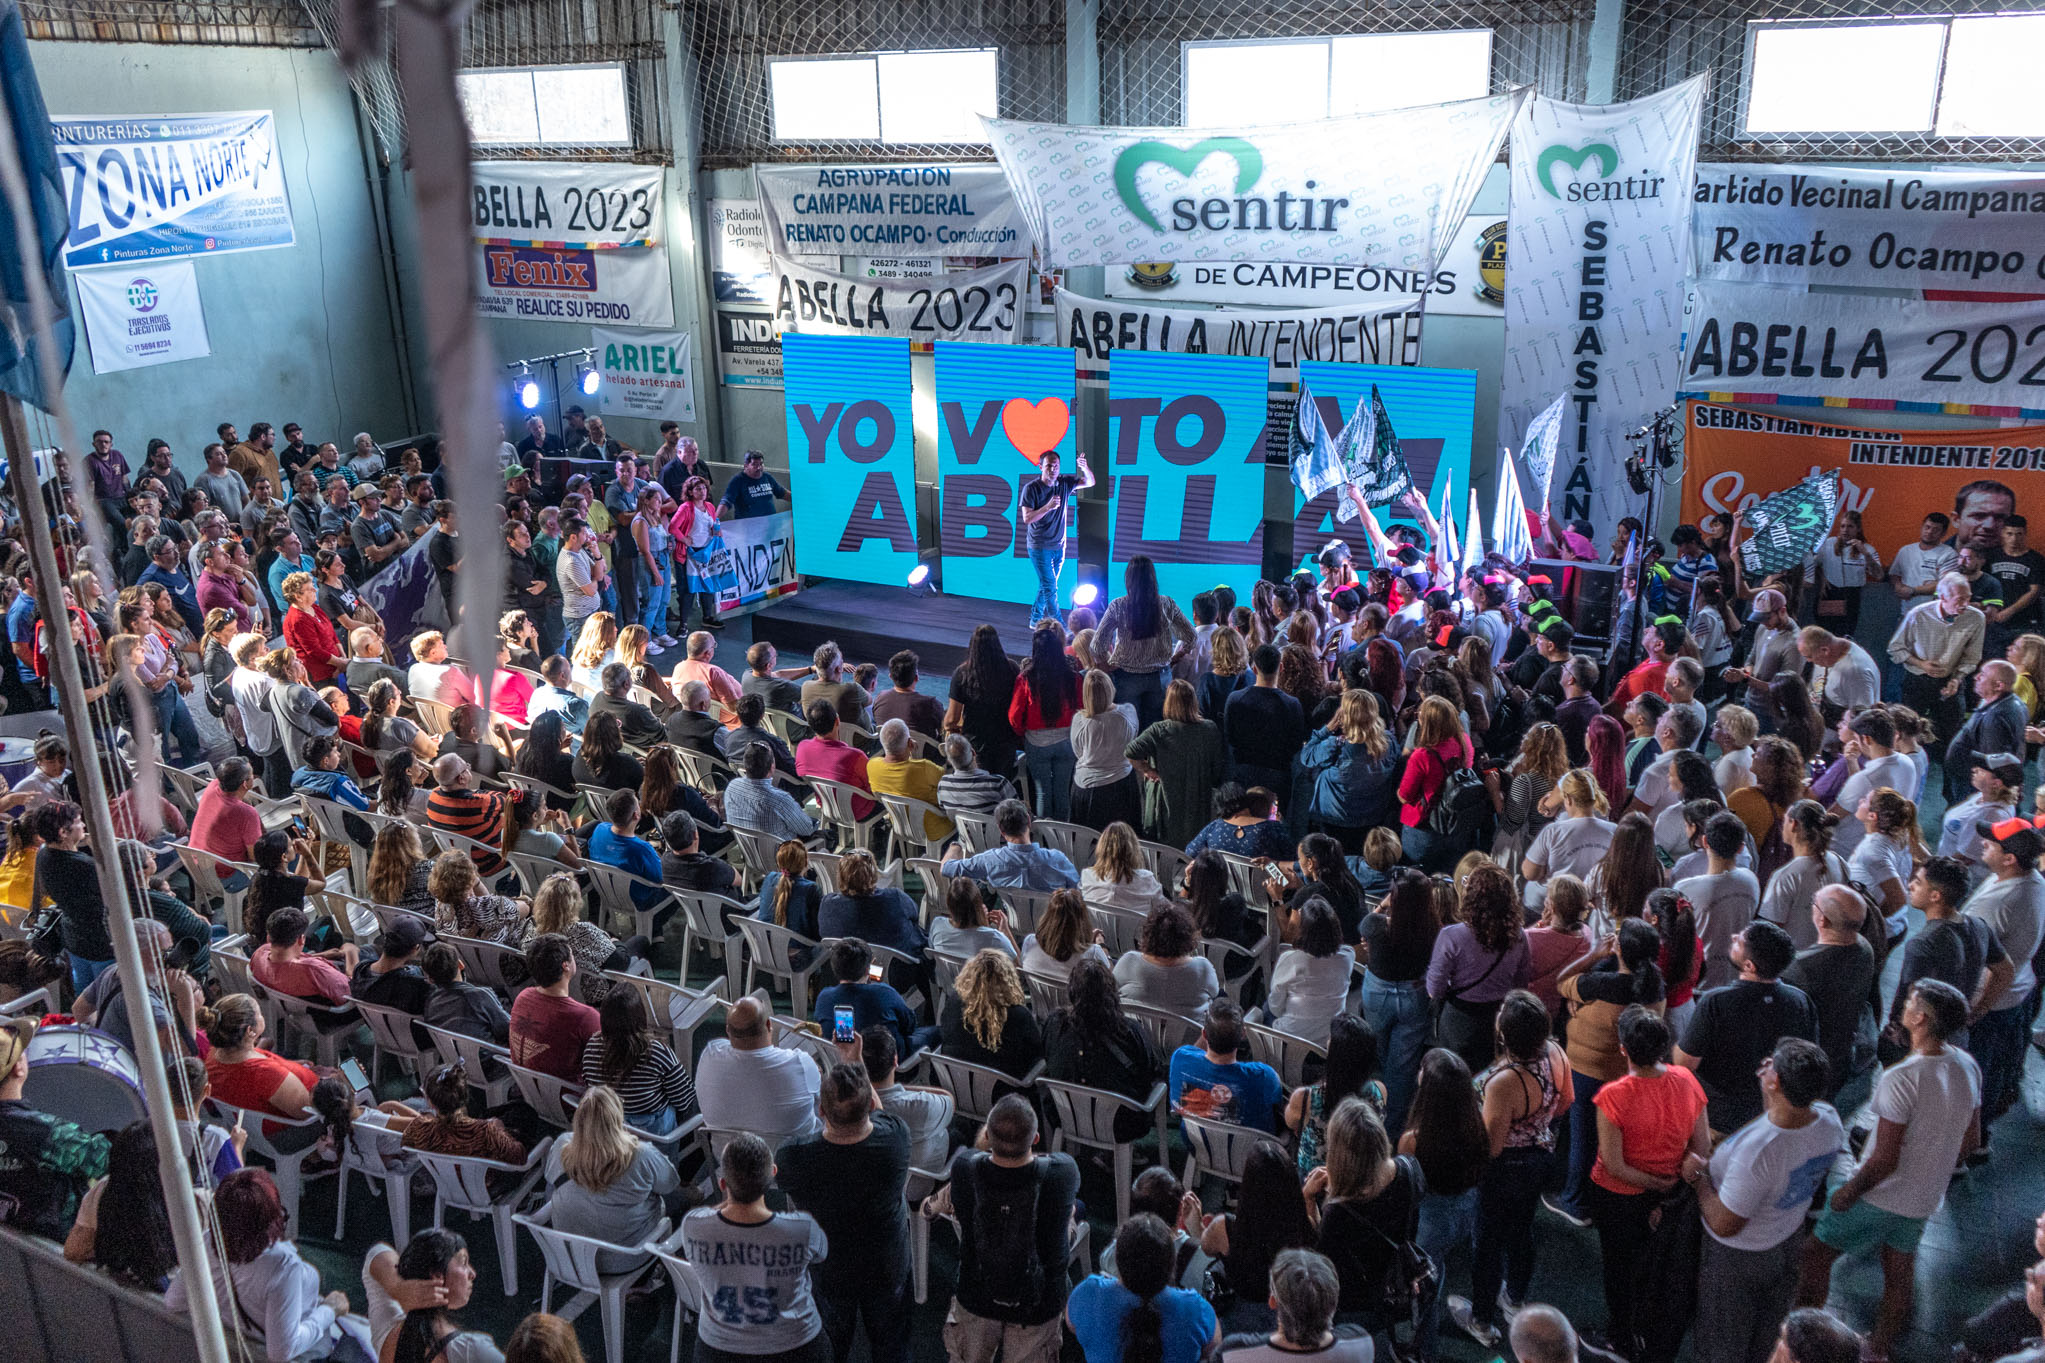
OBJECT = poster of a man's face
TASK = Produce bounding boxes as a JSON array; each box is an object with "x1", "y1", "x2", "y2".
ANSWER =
[{"x1": 1954, "y1": 479, "x2": 2017, "y2": 554}]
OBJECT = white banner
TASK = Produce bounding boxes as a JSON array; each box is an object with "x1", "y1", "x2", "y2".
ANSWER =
[
  {"x1": 1053, "y1": 286, "x2": 1422, "y2": 381},
  {"x1": 1100, "y1": 211, "x2": 1507, "y2": 317},
  {"x1": 985, "y1": 91, "x2": 1524, "y2": 268},
  {"x1": 714, "y1": 311, "x2": 781, "y2": 387},
  {"x1": 1500, "y1": 76, "x2": 1707, "y2": 539},
  {"x1": 470, "y1": 161, "x2": 663, "y2": 249},
  {"x1": 54, "y1": 111, "x2": 294, "y2": 269},
  {"x1": 1693, "y1": 162, "x2": 2045, "y2": 291},
  {"x1": 473, "y1": 243, "x2": 673, "y2": 328},
  {"x1": 1682, "y1": 280, "x2": 2045, "y2": 410},
  {"x1": 74, "y1": 261, "x2": 211, "y2": 373},
  {"x1": 755, "y1": 163, "x2": 1029, "y2": 256},
  {"x1": 592, "y1": 326, "x2": 696, "y2": 423},
  {"x1": 770, "y1": 256, "x2": 1026, "y2": 343},
  {"x1": 716, "y1": 509, "x2": 799, "y2": 614}
]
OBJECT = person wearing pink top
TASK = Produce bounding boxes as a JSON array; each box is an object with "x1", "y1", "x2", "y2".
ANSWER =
[
  {"x1": 795, "y1": 699, "x2": 874, "y2": 819},
  {"x1": 669, "y1": 630, "x2": 744, "y2": 728}
]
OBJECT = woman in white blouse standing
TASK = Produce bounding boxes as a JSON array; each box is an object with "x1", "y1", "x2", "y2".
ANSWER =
[
  {"x1": 1262, "y1": 897, "x2": 1355, "y2": 1044},
  {"x1": 1070, "y1": 669, "x2": 1142, "y2": 832}
]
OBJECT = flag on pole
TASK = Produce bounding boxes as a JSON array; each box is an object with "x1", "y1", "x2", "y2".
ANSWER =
[
  {"x1": 1460, "y1": 475, "x2": 1485, "y2": 578},
  {"x1": 1737, "y1": 469, "x2": 1843, "y2": 578},
  {"x1": 1437, "y1": 469, "x2": 1459, "y2": 575},
  {"x1": 1492, "y1": 446, "x2": 1534, "y2": 564},
  {"x1": 1332, "y1": 384, "x2": 1414, "y2": 521},
  {"x1": 0, "y1": 0, "x2": 74, "y2": 411},
  {"x1": 1520, "y1": 392, "x2": 1568, "y2": 514},
  {"x1": 1287, "y1": 384, "x2": 1345, "y2": 505}
]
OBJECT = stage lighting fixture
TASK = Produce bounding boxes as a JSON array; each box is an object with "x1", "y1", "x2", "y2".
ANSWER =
[
  {"x1": 1071, "y1": 582, "x2": 1100, "y2": 607},
  {"x1": 578, "y1": 353, "x2": 601, "y2": 396},
  {"x1": 516, "y1": 365, "x2": 540, "y2": 410},
  {"x1": 907, "y1": 563, "x2": 930, "y2": 586},
  {"x1": 905, "y1": 552, "x2": 941, "y2": 596}
]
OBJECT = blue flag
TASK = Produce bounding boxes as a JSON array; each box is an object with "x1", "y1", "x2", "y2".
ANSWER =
[{"x1": 0, "y1": 0, "x2": 73, "y2": 411}]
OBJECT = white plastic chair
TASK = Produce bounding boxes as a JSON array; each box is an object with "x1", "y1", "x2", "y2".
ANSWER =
[
  {"x1": 267, "y1": 990, "x2": 358, "y2": 1069},
  {"x1": 1244, "y1": 1021, "x2": 1327, "y2": 1091},
  {"x1": 675, "y1": 889, "x2": 746, "y2": 996},
  {"x1": 507, "y1": 1062, "x2": 585, "y2": 1131},
  {"x1": 810, "y1": 777, "x2": 884, "y2": 854},
  {"x1": 413, "y1": 697, "x2": 456, "y2": 736},
  {"x1": 1124, "y1": 1001, "x2": 1204, "y2": 1056},
  {"x1": 443, "y1": 932, "x2": 529, "y2": 997},
  {"x1": 155, "y1": 760, "x2": 213, "y2": 819},
  {"x1": 1218, "y1": 852, "x2": 1265, "y2": 905},
  {"x1": 1041, "y1": 1077, "x2": 1170, "y2": 1223},
  {"x1": 1138, "y1": 839, "x2": 1190, "y2": 891},
  {"x1": 414, "y1": 1136, "x2": 553, "y2": 1295},
  {"x1": 171, "y1": 842, "x2": 254, "y2": 935},
  {"x1": 1031, "y1": 818, "x2": 1100, "y2": 870},
  {"x1": 927, "y1": 945, "x2": 974, "y2": 999},
  {"x1": 1020, "y1": 969, "x2": 1071, "y2": 1017},
  {"x1": 733, "y1": 916, "x2": 826, "y2": 1016},
  {"x1": 422, "y1": 1024, "x2": 516, "y2": 1108},
  {"x1": 904, "y1": 857, "x2": 951, "y2": 928},
  {"x1": 204, "y1": 1098, "x2": 327, "y2": 1235},
  {"x1": 724, "y1": 823, "x2": 782, "y2": 890},
  {"x1": 1199, "y1": 934, "x2": 1271, "y2": 1007},
  {"x1": 333, "y1": 1116, "x2": 419, "y2": 1245},
  {"x1": 769, "y1": 1015, "x2": 846, "y2": 1074},
  {"x1": 517, "y1": 1201, "x2": 670, "y2": 1363},
  {"x1": 582, "y1": 858, "x2": 677, "y2": 944},
  {"x1": 674, "y1": 745, "x2": 734, "y2": 792},
  {"x1": 950, "y1": 808, "x2": 1000, "y2": 855},
  {"x1": 649, "y1": 1231, "x2": 706, "y2": 1363},
  {"x1": 918, "y1": 1051, "x2": 1042, "y2": 1126},
  {"x1": 1180, "y1": 1112, "x2": 1268, "y2": 1189},
  {"x1": 995, "y1": 884, "x2": 1058, "y2": 939},
  {"x1": 355, "y1": 999, "x2": 433, "y2": 1086},
  {"x1": 1089, "y1": 904, "x2": 1148, "y2": 958},
  {"x1": 298, "y1": 793, "x2": 370, "y2": 892},
  {"x1": 878, "y1": 792, "x2": 953, "y2": 862}
]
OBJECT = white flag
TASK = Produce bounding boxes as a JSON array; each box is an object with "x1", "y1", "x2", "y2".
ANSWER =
[{"x1": 1492, "y1": 446, "x2": 1533, "y2": 565}]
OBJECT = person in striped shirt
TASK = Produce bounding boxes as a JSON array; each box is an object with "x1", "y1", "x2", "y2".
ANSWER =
[{"x1": 426, "y1": 754, "x2": 505, "y2": 875}]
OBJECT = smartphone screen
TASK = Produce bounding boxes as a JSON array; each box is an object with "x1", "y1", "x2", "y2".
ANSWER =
[
  {"x1": 339, "y1": 1057, "x2": 370, "y2": 1094},
  {"x1": 833, "y1": 1006, "x2": 856, "y2": 1042},
  {"x1": 867, "y1": 961, "x2": 885, "y2": 982}
]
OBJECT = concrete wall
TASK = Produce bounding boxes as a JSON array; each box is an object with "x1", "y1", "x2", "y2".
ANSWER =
[{"x1": 31, "y1": 42, "x2": 413, "y2": 472}]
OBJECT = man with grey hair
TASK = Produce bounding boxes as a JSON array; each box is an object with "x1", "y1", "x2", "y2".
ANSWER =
[
  {"x1": 869, "y1": 717, "x2": 951, "y2": 841},
  {"x1": 670, "y1": 629, "x2": 744, "y2": 727},
  {"x1": 723, "y1": 740, "x2": 820, "y2": 845},
  {"x1": 801, "y1": 640, "x2": 869, "y2": 730},
  {"x1": 1889, "y1": 570, "x2": 1985, "y2": 742},
  {"x1": 587, "y1": 660, "x2": 663, "y2": 746},
  {"x1": 1944, "y1": 658, "x2": 2027, "y2": 801},
  {"x1": 1217, "y1": 1249, "x2": 1367, "y2": 1363},
  {"x1": 1507, "y1": 1306, "x2": 1579, "y2": 1363},
  {"x1": 426, "y1": 751, "x2": 507, "y2": 874},
  {"x1": 347, "y1": 431, "x2": 384, "y2": 479},
  {"x1": 665, "y1": 677, "x2": 722, "y2": 757},
  {"x1": 936, "y1": 732, "x2": 1014, "y2": 817}
]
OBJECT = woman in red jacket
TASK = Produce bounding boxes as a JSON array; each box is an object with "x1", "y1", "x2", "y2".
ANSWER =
[
  {"x1": 280, "y1": 571, "x2": 344, "y2": 686},
  {"x1": 1399, "y1": 695, "x2": 1474, "y2": 871},
  {"x1": 1006, "y1": 621, "x2": 1082, "y2": 821}
]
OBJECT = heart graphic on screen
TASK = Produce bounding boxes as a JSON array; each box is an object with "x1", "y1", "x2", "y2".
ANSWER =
[{"x1": 1002, "y1": 397, "x2": 1071, "y2": 465}]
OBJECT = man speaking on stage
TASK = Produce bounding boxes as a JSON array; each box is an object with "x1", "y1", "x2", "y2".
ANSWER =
[{"x1": 1018, "y1": 449, "x2": 1094, "y2": 628}]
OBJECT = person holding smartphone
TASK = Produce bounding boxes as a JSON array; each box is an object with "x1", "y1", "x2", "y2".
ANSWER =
[{"x1": 811, "y1": 939, "x2": 920, "y2": 1057}]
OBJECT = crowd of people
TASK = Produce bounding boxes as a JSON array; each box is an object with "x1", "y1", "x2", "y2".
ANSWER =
[{"x1": 0, "y1": 425, "x2": 2037, "y2": 1363}]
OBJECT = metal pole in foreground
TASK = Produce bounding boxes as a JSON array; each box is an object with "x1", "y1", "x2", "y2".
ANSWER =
[{"x1": 0, "y1": 398, "x2": 235, "y2": 1363}]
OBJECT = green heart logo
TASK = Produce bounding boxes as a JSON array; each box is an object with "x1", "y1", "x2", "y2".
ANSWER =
[
  {"x1": 1113, "y1": 137, "x2": 1263, "y2": 231},
  {"x1": 1536, "y1": 141, "x2": 1619, "y2": 198}
]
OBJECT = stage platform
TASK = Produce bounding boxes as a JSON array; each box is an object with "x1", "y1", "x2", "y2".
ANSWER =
[{"x1": 749, "y1": 579, "x2": 1036, "y2": 675}]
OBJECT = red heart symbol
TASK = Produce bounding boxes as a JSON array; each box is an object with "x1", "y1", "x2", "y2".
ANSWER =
[{"x1": 1001, "y1": 397, "x2": 1071, "y2": 466}]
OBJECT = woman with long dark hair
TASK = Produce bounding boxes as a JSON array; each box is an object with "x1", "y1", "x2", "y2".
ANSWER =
[
  {"x1": 1044, "y1": 957, "x2": 1161, "y2": 1142},
  {"x1": 1768, "y1": 672, "x2": 1827, "y2": 765},
  {"x1": 580, "y1": 988, "x2": 697, "y2": 1136},
  {"x1": 1095, "y1": 554, "x2": 1196, "y2": 731},
  {"x1": 1458, "y1": 992, "x2": 1572, "y2": 1346},
  {"x1": 383, "y1": 1228, "x2": 501, "y2": 1363},
  {"x1": 1268, "y1": 832, "x2": 1368, "y2": 945},
  {"x1": 1399, "y1": 1048, "x2": 1491, "y2": 1361},
  {"x1": 573, "y1": 710, "x2": 644, "y2": 791},
  {"x1": 515, "y1": 709, "x2": 578, "y2": 810},
  {"x1": 945, "y1": 623, "x2": 1021, "y2": 779},
  {"x1": 1175, "y1": 848, "x2": 1259, "y2": 974},
  {"x1": 1586, "y1": 812, "x2": 1665, "y2": 937},
  {"x1": 1195, "y1": 1140, "x2": 1316, "y2": 1332},
  {"x1": 1285, "y1": 1013, "x2": 1385, "y2": 1175},
  {"x1": 1584, "y1": 714, "x2": 1630, "y2": 813},
  {"x1": 1550, "y1": 919, "x2": 1666, "y2": 1227},
  {"x1": 1424, "y1": 862, "x2": 1529, "y2": 1070},
  {"x1": 1262, "y1": 898, "x2": 1354, "y2": 1045},
  {"x1": 1067, "y1": 1212, "x2": 1219, "y2": 1363},
  {"x1": 1642, "y1": 887, "x2": 1702, "y2": 1031},
  {"x1": 62, "y1": 1118, "x2": 177, "y2": 1290},
  {"x1": 1760, "y1": 800, "x2": 1848, "y2": 951},
  {"x1": 1009, "y1": 620, "x2": 1082, "y2": 821},
  {"x1": 1729, "y1": 735, "x2": 1808, "y2": 881},
  {"x1": 1358, "y1": 868, "x2": 1439, "y2": 1135}
]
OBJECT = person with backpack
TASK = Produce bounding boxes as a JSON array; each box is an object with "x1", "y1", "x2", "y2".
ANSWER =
[
  {"x1": 1398, "y1": 697, "x2": 1484, "y2": 872},
  {"x1": 923, "y1": 1094, "x2": 1081, "y2": 1363}
]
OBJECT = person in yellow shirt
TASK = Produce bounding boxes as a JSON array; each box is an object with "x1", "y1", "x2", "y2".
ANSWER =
[
  {"x1": 866, "y1": 718, "x2": 953, "y2": 842},
  {"x1": 0, "y1": 813, "x2": 41, "y2": 925}
]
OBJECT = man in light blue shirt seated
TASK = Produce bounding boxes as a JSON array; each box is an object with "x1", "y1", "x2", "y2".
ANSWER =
[
  {"x1": 723, "y1": 741, "x2": 822, "y2": 845},
  {"x1": 939, "y1": 798, "x2": 1078, "y2": 890},
  {"x1": 290, "y1": 734, "x2": 369, "y2": 811},
  {"x1": 1166, "y1": 998, "x2": 1285, "y2": 1134},
  {"x1": 587, "y1": 787, "x2": 669, "y2": 922},
  {"x1": 526, "y1": 654, "x2": 589, "y2": 735}
]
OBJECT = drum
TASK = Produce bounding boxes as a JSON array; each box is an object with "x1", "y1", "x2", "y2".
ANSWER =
[
  {"x1": 0, "y1": 735, "x2": 38, "y2": 792},
  {"x1": 24, "y1": 1023, "x2": 147, "y2": 1135}
]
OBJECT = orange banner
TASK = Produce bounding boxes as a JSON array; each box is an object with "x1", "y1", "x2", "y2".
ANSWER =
[{"x1": 1679, "y1": 400, "x2": 2045, "y2": 557}]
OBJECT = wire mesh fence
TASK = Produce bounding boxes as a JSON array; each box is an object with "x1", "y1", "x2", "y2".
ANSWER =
[
  {"x1": 1621, "y1": 0, "x2": 2045, "y2": 162},
  {"x1": 22, "y1": 0, "x2": 320, "y2": 46}
]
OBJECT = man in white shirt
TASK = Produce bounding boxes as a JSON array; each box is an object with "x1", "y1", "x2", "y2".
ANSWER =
[
  {"x1": 695, "y1": 996, "x2": 821, "y2": 1150},
  {"x1": 1797, "y1": 626, "x2": 1881, "y2": 721},
  {"x1": 1684, "y1": 1038, "x2": 1845, "y2": 1363},
  {"x1": 1887, "y1": 512, "x2": 1960, "y2": 602},
  {"x1": 1828, "y1": 708, "x2": 1916, "y2": 859},
  {"x1": 857, "y1": 1026, "x2": 952, "y2": 1171},
  {"x1": 1797, "y1": 979, "x2": 1979, "y2": 1363},
  {"x1": 1962, "y1": 819, "x2": 2045, "y2": 1135},
  {"x1": 404, "y1": 630, "x2": 475, "y2": 707},
  {"x1": 1624, "y1": 707, "x2": 1701, "y2": 819}
]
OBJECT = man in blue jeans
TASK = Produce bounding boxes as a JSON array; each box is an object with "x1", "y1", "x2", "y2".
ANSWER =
[{"x1": 1018, "y1": 450, "x2": 1093, "y2": 627}]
